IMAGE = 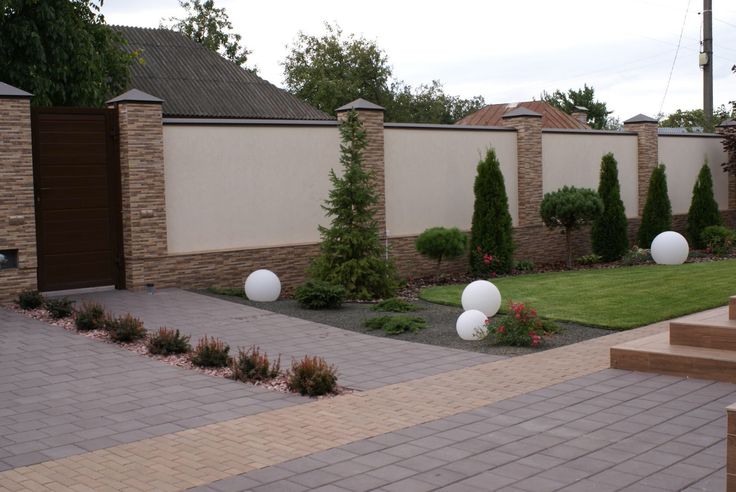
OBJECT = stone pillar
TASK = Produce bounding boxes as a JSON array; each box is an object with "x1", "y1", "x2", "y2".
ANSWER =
[
  {"x1": 0, "y1": 82, "x2": 37, "y2": 301},
  {"x1": 717, "y1": 120, "x2": 736, "y2": 210},
  {"x1": 503, "y1": 107, "x2": 543, "y2": 226},
  {"x1": 335, "y1": 98, "x2": 387, "y2": 234},
  {"x1": 728, "y1": 403, "x2": 736, "y2": 491},
  {"x1": 623, "y1": 114, "x2": 659, "y2": 216},
  {"x1": 107, "y1": 89, "x2": 166, "y2": 289}
]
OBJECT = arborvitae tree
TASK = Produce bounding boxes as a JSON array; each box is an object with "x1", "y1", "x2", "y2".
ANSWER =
[
  {"x1": 540, "y1": 186, "x2": 603, "y2": 269},
  {"x1": 637, "y1": 164, "x2": 672, "y2": 248},
  {"x1": 687, "y1": 161, "x2": 721, "y2": 249},
  {"x1": 309, "y1": 110, "x2": 397, "y2": 300},
  {"x1": 591, "y1": 153, "x2": 629, "y2": 261},
  {"x1": 469, "y1": 148, "x2": 515, "y2": 275}
]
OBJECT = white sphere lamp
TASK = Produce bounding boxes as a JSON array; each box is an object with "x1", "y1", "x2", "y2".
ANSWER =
[
  {"x1": 244, "y1": 269, "x2": 281, "y2": 302},
  {"x1": 461, "y1": 280, "x2": 502, "y2": 317},
  {"x1": 651, "y1": 231, "x2": 689, "y2": 265},
  {"x1": 456, "y1": 309, "x2": 489, "y2": 341}
]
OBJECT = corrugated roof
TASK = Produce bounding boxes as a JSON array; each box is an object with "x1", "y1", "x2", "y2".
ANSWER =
[
  {"x1": 113, "y1": 26, "x2": 332, "y2": 120},
  {"x1": 456, "y1": 101, "x2": 589, "y2": 129}
]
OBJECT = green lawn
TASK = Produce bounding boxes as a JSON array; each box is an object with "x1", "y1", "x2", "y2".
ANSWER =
[{"x1": 420, "y1": 260, "x2": 736, "y2": 329}]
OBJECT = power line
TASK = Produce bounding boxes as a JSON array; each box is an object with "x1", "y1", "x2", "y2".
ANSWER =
[{"x1": 659, "y1": 0, "x2": 692, "y2": 116}]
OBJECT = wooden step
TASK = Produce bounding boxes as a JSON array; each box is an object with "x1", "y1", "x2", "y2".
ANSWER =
[
  {"x1": 730, "y1": 295, "x2": 736, "y2": 320},
  {"x1": 610, "y1": 332, "x2": 736, "y2": 383},
  {"x1": 670, "y1": 319, "x2": 736, "y2": 351}
]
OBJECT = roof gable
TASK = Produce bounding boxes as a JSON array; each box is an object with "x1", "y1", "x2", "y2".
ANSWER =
[{"x1": 457, "y1": 101, "x2": 589, "y2": 129}]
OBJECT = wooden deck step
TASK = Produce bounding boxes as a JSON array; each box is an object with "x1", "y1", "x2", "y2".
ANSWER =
[
  {"x1": 670, "y1": 318, "x2": 736, "y2": 351},
  {"x1": 610, "y1": 332, "x2": 736, "y2": 383},
  {"x1": 730, "y1": 295, "x2": 736, "y2": 320}
]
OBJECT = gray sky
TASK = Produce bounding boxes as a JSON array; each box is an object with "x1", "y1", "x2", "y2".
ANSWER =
[{"x1": 103, "y1": 0, "x2": 736, "y2": 122}]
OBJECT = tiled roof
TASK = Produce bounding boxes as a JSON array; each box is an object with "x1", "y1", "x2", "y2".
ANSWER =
[
  {"x1": 113, "y1": 26, "x2": 332, "y2": 120},
  {"x1": 456, "y1": 101, "x2": 589, "y2": 129}
]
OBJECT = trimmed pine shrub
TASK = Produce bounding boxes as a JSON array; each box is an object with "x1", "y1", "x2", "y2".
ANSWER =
[
  {"x1": 469, "y1": 148, "x2": 515, "y2": 275},
  {"x1": 16, "y1": 290, "x2": 44, "y2": 310},
  {"x1": 591, "y1": 152, "x2": 628, "y2": 261},
  {"x1": 44, "y1": 297, "x2": 74, "y2": 319},
  {"x1": 230, "y1": 346, "x2": 281, "y2": 382},
  {"x1": 147, "y1": 327, "x2": 192, "y2": 355},
  {"x1": 74, "y1": 301, "x2": 107, "y2": 331},
  {"x1": 106, "y1": 314, "x2": 146, "y2": 343},
  {"x1": 286, "y1": 356, "x2": 338, "y2": 397},
  {"x1": 637, "y1": 164, "x2": 672, "y2": 248},
  {"x1": 687, "y1": 161, "x2": 721, "y2": 249},
  {"x1": 294, "y1": 280, "x2": 346, "y2": 309},
  {"x1": 191, "y1": 335, "x2": 230, "y2": 368},
  {"x1": 415, "y1": 227, "x2": 467, "y2": 275}
]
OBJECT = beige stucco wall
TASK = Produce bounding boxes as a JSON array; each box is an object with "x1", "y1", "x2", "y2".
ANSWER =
[
  {"x1": 163, "y1": 125, "x2": 339, "y2": 253},
  {"x1": 543, "y1": 132, "x2": 639, "y2": 217},
  {"x1": 384, "y1": 128, "x2": 518, "y2": 235},
  {"x1": 658, "y1": 135, "x2": 728, "y2": 214}
]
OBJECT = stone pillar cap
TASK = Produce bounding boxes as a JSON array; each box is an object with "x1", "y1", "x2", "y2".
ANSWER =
[
  {"x1": 107, "y1": 89, "x2": 163, "y2": 104},
  {"x1": 502, "y1": 107, "x2": 542, "y2": 118},
  {"x1": 624, "y1": 114, "x2": 658, "y2": 124},
  {"x1": 336, "y1": 98, "x2": 384, "y2": 112},
  {"x1": 718, "y1": 119, "x2": 736, "y2": 128},
  {"x1": 0, "y1": 81, "x2": 32, "y2": 98}
]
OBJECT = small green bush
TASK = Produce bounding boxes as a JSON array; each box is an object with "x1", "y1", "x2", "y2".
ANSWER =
[
  {"x1": 513, "y1": 259, "x2": 535, "y2": 272},
  {"x1": 230, "y1": 345, "x2": 281, "y2": 382},
  {"x1": 106, "y1": 314, "x2": 146, "y2": 343},
  {"x1": 577, "y1": 253, "x2": 603, "y2": 265},
  {"x1": 415, "y1": 227, "x2": 467, "y2": 274},
  {"x1": 364, "y1": 316, "x2": 426, "y2": 335},
  {"x1": 486, "y1": 301, "x2": 554, "y2": 347},
  {"x1": 191, "y1": 335, "x2": 230, "y2": 368},
  {"x1": 294, "y1": 279, "x2": 346, "y2": 309},
  {"x1": 207, "y1": 287, "x2": 247, "y2": 298},
  {"x1": 45, "y1": 297, "x2": 74, "y2": 319},
  {"x1": 286, "y1": 355, "x2": 338, "y2": 397},
  {"x1": 371, "y1": 297, "x2": 418, "y2": 312},
  {"x1": 702, "y1": 225, "x2": 736, "y2": 255},
  {"x1": 16, "y1": 290, "x2": 44, "y2": 310},
  {"x1": 621, "y1": 246, "x2": 652, "y2": 266},
  {"x1": 147, "y1": 327, "x2": 192, "y2": 355},
  {"x1": 74, "y1": 302, "x2": 107, "y2": 331}
]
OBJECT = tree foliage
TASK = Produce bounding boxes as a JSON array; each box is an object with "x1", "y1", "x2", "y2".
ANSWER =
[
  {"x1": 0, "y1": 0, "x2": 136, "y2": 107},
  {"x1": 309, "y1": 110, "x2": 397, "y2": 300},
  {"x1": 540, "y1": 187, "x2": 603, "y2": 268},
  {"x1": 637, "y1": 164, "x2": 672, "y2": 248},
  {"x1": 163, "y1": 0, "x2": 251, "y2": 68},
  {"x1": 415, "y1": 227, "x2": 467, "y2": 275},
  {"x1": 659, "y1": 105, "x2": 735, "y2": 132},
  {"x1": 687, "y1": 161, "x2": 721, "y2": 249},
  {"x1": 591, "y1": 153, "x2": 629, "y2": 261},
  {"x1": 388, "y1": 80, "x2": 486, "y2": 124},
  {"x1": 541, "y1": 84, "x2": 612, "y2": 129},
  {"x1": 720, "y1": 127, "x2": 736, "y2": 175},
  {"x1": 469, "y1": 148, "x2": 515, "y2": 275}
]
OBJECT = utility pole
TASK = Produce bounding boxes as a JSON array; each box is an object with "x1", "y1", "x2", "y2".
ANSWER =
[{"x1": 703, "y1": 0, "x2": 713, "y2": 129}]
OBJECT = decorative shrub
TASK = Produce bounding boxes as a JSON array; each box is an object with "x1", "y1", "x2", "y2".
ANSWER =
[
  {"x1": 364, "y1": 315, "x2": 426, "y2": 334},
  {"x1": 415, "y1": 227, "x2": 467, "y2": 275},
  {"x1": 147, "y1": 327, "x2": 192, "y2": 355},
  {"x1": 591, "y1": 152, "x2": 629, "y2": 261},
  {"x1": 621, "y1": 246, "x2": 652, "y2": 265},
  {"x1": 294, "y1": 280, "x2": 346, "y2": 309},
  {"x1": 486, "y1": 301, "x2": 555, "y2": 347},
  {"x1": 577, "y1": 253, "x2": 602, "y2": 265},
  {"x1": 44, "y1": 297, "x2": 74, "y2": 319},
  {"x1": 106, "y1": 314, "x2": 146, "y2": 343},
  {"x1": 207, "y1": 287, "x2": 247, "y2": 298},
  {"x1": 513, "y1": 259, "x2": 535, "y2": 272},
  {"x1": 469, "y1": 148, "x2": 515, "y2": 275},
  {"x1": 687, "y1": 162, "x2": 721, "y2": 249},
  {"x1": 371, "y1": 297, "x2": 418, "y2": 312},
  {"x1": 540, "y1": 186, "x2": 603, "y2": 268},
  {"x1": 638, "y1": 164, "x2": 672, "y2": 248},
  {"x1": 74, "y1": 301, "x2": 107, "y2": 331},
  {"x1": 701, "y1": 225, "x2": 736, "y2": 255},
  {"x1": 230, "y1": 345, "x2": 281, "y2": 382},
  {"x1": 191, "y1": 335, "x2": 230, "y2": 368},
  {"x1": 286, "y1": 355, "x2": 338, "y2": 397},
  {"x1": 16, "y1": 290, "x2": 44, "y2": 310}
]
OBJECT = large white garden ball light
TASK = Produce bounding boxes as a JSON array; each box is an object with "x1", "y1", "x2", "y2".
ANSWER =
[
  {"x1": 461, "y1": 280, "x2": 502, "y2": 317},
  {"x1": 244, "y1": 269, "x2": 281, "y2": 302},
  {"x1": 456, "y1": 309, "x2": 488, "y2": 341},
  {"x1": 651, "y1": 231, "x2": 689, "y2": 265}
]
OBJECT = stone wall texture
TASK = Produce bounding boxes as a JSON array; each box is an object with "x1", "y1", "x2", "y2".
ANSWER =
[
  {"x1": 0, "y1": 97, "x2": 37, "y2": 301},
  {"x1": 624, "y1": 121, "x2": 659, "y2": 216},
  {"x1": 503, "y1": 115, "x2": 543, "y2": 226}
]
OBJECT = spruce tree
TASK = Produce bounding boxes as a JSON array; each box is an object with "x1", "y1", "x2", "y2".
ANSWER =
[
  {"x1": 591, "y1": 153, "x2": 629, "y2": 261},
  {"x1": 309, "y1": 110, "x2": 397, "y2": 300},
  {"x1": 637, "y1": 164, "x2": 672, "y2": 248},
  {"x1": 469, "y1": 148, "x2": 515, "y2": 275},
  {"x1": 687, "y1": 161, "x2": 721, "y2": 249}
]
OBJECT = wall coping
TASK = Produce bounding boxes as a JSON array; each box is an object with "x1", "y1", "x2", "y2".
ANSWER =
[
  {"x1": 658, "y1": 132, "x2": 724, "y2": 139},
  {"x1": 0, "y1": 81, "x2": 32, "y2": 98},
  {"x1": 385, "y1": 122, "x2": 515, "y2": 132},
  {"x1": 542, "y1": 128, "x2": 637, "y2": 136},
  {"x1": 163, "y1": 117, "x2": 338, "y2": 127}
]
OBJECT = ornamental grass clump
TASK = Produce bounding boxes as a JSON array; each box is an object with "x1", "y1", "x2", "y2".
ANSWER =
[
  {"x1": 230, "y1": 345, "x2": 281, "y2": 383},
  {"x1": 16, "y1": 290, "x2": 44, "y2": 310},
  {"x1": 286, "y1": 355, "x2": 337, "y2": 397},
  {"x1": 191, "y1": 335, "x2": 230, "y2": 368},
  {"x1": 486, "y1": 301, "x2": 559, "y2": 347},
  {"x1": 147, "y1": 327, "x2": 192, "y2": 356},
  {"x1": 44, "y1": 297, "x2": 74, "y2": 319},
  {"x1": 106, "y1": 313, "x2": 146, "y2": 343},
  {"x1": 74, "y1": 301, "x2": 107, "y2": 331}
]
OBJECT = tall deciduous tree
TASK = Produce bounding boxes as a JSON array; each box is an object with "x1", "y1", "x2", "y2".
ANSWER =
[
  {"x1": 659, "y1": 105, "x2": 735, "y2": 132},
  {"x1": 687, "y1": 161, "x2": 721, "y2": 249},
  {"x1": 309, "y1": 110, "x2": 397, "y2": 300},
  {"x1": 163, "y1": 0, "x2": 251, "y2": 68},
  {"x1": 0, "y1": 0, "x2": 136, "y2": 107},
  {"x1": 469, "y1": 148, "x2": 515, "y2": 275},
  {"x1": 541, "y1": 84, "x2": 613, "y2": 129},
  {"x1": 637, "y1": 164, "x2": 672, "y2": 248},
  {"x1": 591, "y1": 153, "x2": 629, "y2": 261}
]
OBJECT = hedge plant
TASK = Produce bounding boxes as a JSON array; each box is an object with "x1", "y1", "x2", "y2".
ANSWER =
[
  {"x1": 687, "y1": 161, "x2": 721, "y2": 249},
  {"x1": 638, "y1": 164, "x2": 672, "y2": 248},
  {"x1": 591, "y1": 152, "x2": 628, "y2": 261}
]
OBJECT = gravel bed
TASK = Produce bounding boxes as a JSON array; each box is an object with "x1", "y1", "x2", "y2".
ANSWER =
[{"x1": 199, "y1": 292, "x2": 615, "y2": 356}]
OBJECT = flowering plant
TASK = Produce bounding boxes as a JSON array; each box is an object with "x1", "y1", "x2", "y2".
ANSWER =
[
  {"x1": 486, "y1": 300, "x2": 554, "y2": 347},
  {"x1": 471, "y1": 245, "x2": 501, "y2": 278}
]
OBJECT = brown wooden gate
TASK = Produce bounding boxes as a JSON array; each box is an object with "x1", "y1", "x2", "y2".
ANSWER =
[{"x1": 32, "y1": 108, "x2": 124, "y2": 292}]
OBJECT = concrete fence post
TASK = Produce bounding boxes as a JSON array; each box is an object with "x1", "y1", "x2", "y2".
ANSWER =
[
  {"x1": 623, "y1": 114, "x2": 659, "y2": 217},
  {"x1": 502, "y1": 107, "x2": 543, "y2": 226}
]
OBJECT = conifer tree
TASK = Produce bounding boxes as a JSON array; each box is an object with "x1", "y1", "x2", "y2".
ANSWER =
[
  {"x1": 591, "y1": 153, "x2": 629, "y2": 261},
  {"x1": 309, "y1": 110, "x2": 396, "y2": 299},
  {"x1": 687, "y1": 161, "x2": 721, "y2": 249},
  {"x1": 637, "y1": 164, "x2": 672, "y2": 248},
  {"x1": 469, "y1": 148, "x2": 515, "y2": 275}
]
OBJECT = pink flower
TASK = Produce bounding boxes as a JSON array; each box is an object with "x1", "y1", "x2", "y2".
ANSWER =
[{"x1": 497, "y1": 325, "x2": 505, "y2": 334}]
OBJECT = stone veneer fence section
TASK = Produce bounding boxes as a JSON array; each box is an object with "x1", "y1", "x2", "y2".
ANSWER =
[
  {"x1": 503, "y1": 108, "x2": 544, "y2": 226},
  {"x1": 623, "y1": 115, "x2": 660, "y2": 217}
]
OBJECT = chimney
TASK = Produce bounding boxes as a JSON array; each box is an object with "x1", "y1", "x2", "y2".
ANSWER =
[{"x1": 571, "y1": 106, "x2": 588, "y2": 125}]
